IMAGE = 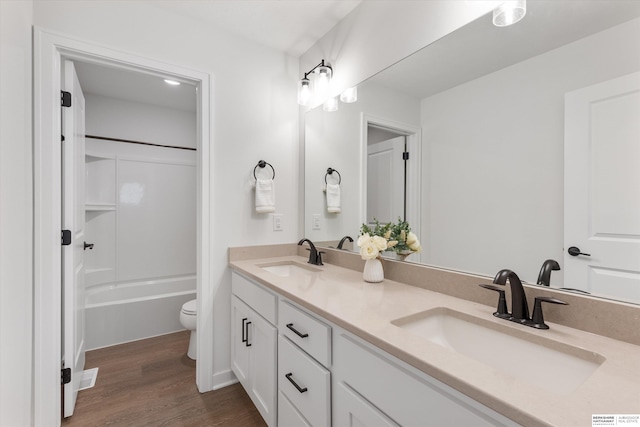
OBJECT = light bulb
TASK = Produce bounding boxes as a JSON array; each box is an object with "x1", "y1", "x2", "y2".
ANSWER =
[
  {"x1": 323, "y1": 96, "x2": 338, "y2": 112},
  {"x1": 493, "y1": 0, "x2": 526, "y2": 27},
  {"x1": 340, "y1": 87, "x2": 358, "y2": 103},
  {"x1": 314, "y1": 65, "x2": 332, "y2": 101},
  {"x1": 297, "y1": 79, "x2": 311, "y2": 106}
]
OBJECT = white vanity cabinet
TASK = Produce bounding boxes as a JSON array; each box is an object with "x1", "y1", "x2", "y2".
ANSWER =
[
  {"x1": 332, "y1": 330, "x2": 519, "y2": 427},
  {"x1": 230, "y1": 269, "x2": 518, "y2": 427},
  {"x1": 231, "y1": 273, "x2": 277, "y2": 427}
]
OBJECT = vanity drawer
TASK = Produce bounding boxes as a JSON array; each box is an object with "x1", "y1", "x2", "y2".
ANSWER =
[
  {"x1": 278, "y1": 335, "x2": 330, "y2": 427},
  {"x1": 278, "y1": 300, "x2": 331, "y2": 367},
  {"x1": 232, "y1": 272, "x2": 276, "y2": 324}
]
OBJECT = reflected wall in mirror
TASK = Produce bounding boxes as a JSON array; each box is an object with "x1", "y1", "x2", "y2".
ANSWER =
[{"x1": 304, "y1": 1, "x2": 640, "y2": 304}]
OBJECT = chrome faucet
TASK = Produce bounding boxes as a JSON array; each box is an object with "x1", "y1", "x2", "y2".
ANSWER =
[
  {"x1": 337, "y1": 235, "x2": 353, "y2": 250},
  {"x1": 493, "y1": 269, "x2": 529, "y2": 322},
  {"x1": 298, "y1": 238, "x2": 323, "y2": 265},
  {"x1": 537, "y1": 259, "x2": 560, "y2": 287}
]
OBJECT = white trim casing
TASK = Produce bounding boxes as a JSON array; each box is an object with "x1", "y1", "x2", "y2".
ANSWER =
[{"x1": 33, "y1": 27, "x2": 213, "y2": 425}]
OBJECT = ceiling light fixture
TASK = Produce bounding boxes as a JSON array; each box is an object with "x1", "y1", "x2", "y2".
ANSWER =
[
  {"x1": 297, "y1": 59, "x2": 332, "y2": 107},
  {"x1": 492, "y1": 0, "x2": 526, "y2": 27},
  {"x1": 164, "y1": 79, "x2": 181, "y2": 86}
]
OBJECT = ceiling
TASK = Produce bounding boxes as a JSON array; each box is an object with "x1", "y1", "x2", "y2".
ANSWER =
[
  {"x1": 74, "y1": 0, "x2": 362, "y2": 112},
  {"x1": 368, "y1": 1, "x2": 640, "y2": 99},
  {"x1": 150, "y1": 0, "x2": 362, "y2": 58}
]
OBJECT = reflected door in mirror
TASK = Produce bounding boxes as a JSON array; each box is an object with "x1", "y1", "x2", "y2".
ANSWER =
[
  {"x1": 564, "y1": 72, "x2": 640, "y2": 304},
  {"x1": 367, "y1": 136, "x2": 406, "y2": 224}
]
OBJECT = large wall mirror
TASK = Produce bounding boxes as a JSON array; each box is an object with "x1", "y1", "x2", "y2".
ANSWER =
[{"x1": 304, "y1": 1, "x2": 640, "y2": 304}]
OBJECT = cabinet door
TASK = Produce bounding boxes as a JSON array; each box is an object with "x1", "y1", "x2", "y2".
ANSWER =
[
  {"x1": 334, "y1": 382, "x2": 399, "y2": 427},
  {"x1": 248, "y1": 311, "x2": 277, "y2": 427},
  {"x1": 278, "y1": 391, "x2": 312, "y2": 427},
  {"x1": 231, "y1": 296, "x2": 251, "y2": 385}
]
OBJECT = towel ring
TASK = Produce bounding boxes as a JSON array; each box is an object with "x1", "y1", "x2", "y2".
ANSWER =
[
  {"x1": 325, "y1": 167, "x2": 341, "y2": 185},
  {"x1": 254, "y1": 160, "x2": 275, "y2": 180}
]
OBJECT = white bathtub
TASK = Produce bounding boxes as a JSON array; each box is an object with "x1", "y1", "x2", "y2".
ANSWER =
[{"x1": 85, "y1": 276, "x2": 196, "y2": 350}]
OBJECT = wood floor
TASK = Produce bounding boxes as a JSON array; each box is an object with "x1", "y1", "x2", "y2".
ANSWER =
[{"x1": 63, "y1": 331, "x2": 267, "y2": 427}]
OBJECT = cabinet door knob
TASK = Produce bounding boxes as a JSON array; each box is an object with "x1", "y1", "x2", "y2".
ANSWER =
[
  {"x1": 286, "y1": 323, "x2": 309, "y2": 338},
  {"x1": 285, "y1": 373, "x2": 307, "y2": 393}
]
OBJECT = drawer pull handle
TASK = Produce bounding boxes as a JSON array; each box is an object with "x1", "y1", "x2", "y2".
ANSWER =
[
  {"x1": 245, "y1": 321, "x2": 252, "y2": 347},
  {"x1": 286, "y1": 323, "x2": 309, "y2": 338},
  {"x1": 285, "y1": 373, "x2": 308, "y2": 393},
  {"x1": 241, "y1": 318, "x2": 248, "y2": 343}
]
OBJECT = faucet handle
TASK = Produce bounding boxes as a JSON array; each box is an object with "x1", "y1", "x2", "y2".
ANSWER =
[
  {"x1": 317, "y1": 251, "x2": 325, "y2": 266},
  {"x1": 529, "y1": 296, "x2": 568, "y2": 329},
  {"x1": 479, "y1": 284, "x2": 510, "y2": 319}
]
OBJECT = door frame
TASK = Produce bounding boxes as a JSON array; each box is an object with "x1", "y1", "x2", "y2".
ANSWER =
[
  {"x1": 33, "y1": 27, "x2": 213, "y2": 424},
  {"x1": 360, "y1": 114, "x2": 422, "y2": 260}
]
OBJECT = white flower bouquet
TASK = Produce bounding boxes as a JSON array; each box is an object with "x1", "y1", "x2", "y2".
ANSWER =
[{"x1": 357, "y1": 218, "x2": 422, "y2": 260}]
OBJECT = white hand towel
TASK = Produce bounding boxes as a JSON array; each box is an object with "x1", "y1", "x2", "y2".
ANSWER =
[
  {"x1": 326, "y1": 183, "x2": 341, "y2": 213},
  {"x1": 255, "y1": 179, "x2": 275, "y2": 213}
]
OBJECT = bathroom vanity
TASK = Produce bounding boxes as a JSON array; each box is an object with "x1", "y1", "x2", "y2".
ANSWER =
[{"x1": 229, "y1": 246, "x2": 640, "y2": 427}]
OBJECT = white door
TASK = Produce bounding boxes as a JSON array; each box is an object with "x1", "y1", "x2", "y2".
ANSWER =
[
  {"x1": 564, "y1": 72, "x2": 640, "y2": 302},
  {"x1": 367, "y1": 136, "x2": 405, "y2": 224},
  {"x1": 62, "y1": 60, "x2": 87, "y2": 417}
]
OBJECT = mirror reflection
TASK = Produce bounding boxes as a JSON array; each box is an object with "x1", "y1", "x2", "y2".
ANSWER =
[{"x1": 304, "y1": 1, "x2": 640, "y2": 304}]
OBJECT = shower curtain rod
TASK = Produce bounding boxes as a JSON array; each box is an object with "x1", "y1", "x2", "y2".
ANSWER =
[{"x1": 85, "y1": 135, "x2": 197, "y2": 151}]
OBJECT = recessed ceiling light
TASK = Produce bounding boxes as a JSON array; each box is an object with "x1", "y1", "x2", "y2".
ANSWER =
[{"x1": 164, "y1": 79, "x2": 181, "y2": 86}]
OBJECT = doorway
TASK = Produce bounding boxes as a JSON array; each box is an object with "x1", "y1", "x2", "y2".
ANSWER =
[
  {"x1": 361, "y1": 115, "x2": 422, "y2": 262},
  {"x1": 34, "y1": 29, "x2": 212, "y2": 424}
]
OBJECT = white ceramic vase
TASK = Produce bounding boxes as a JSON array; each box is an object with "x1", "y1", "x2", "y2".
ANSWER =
[{"x1": 363, "y1": 258, "x2": 384, "y2": 283}]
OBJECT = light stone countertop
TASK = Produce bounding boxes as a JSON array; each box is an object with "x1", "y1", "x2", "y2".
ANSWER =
[{"x1": 229, "y1": 255, "x2": 640, "y2": 427}]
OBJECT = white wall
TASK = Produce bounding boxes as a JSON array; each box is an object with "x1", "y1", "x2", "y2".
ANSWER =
[
  {"x1": 85, "y1": 94, "x2": 197, "y2": 149},
  {"x1": 420, "y1": 17, "x2": 640, "y2": 284},
  {"x1": 33, "y1": 0, "x2": 299, "y2": 395},
  {"x1": 0, "y1": 1, "x2": 34, "y2": 426}
]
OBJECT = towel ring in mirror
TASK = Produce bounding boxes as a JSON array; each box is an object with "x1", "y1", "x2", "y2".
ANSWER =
[
  {"x1": 325, "y1": 167, "x2": 341, "y2": 185},
  {"x1": 254, "y1": 160, "x2": 275, "y2": 180}
]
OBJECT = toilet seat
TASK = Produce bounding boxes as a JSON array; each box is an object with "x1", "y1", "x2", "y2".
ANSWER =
[{"x1": 181, "y1": 299, "x2": 197, "y2": 315}]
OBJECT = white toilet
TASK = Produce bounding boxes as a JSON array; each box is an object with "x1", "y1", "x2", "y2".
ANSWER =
[{"x1": 179, "y1": 299, "x2": 197, "y2": 360}]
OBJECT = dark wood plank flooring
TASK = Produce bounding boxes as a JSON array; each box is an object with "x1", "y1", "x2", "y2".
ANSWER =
[{"x1": 63, "y1": 331, "x2": 267, "y2": 427}]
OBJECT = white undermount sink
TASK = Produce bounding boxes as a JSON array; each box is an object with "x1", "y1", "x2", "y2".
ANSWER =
[
  {"x1": 391, "y1": 307, "x2": 604, "y2": 395},
  {"x1": 259, "y1": 261, "x2": 321, "y2": 277}
]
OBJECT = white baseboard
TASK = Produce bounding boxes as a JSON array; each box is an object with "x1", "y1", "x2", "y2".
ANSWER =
[{"x1": 212, "y1": 369, "x2": 238, "y2": 390}]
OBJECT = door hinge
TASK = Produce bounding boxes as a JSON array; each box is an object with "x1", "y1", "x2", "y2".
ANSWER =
[
  {"x1": 62, "y1": 230, "x2": 72, "y2": 246},
  {"x1": 61, "y1": 135, "x2": 65, "y2": 142},
  {"x1": 61, "y1": 367, "x2": 71, "y2": 385},
  {"x1": 61, "y1": 91, "x2": 72, "y2": 108},
  {"x1": 402, "y1": 151, "x2": 409, "y2": 161}
]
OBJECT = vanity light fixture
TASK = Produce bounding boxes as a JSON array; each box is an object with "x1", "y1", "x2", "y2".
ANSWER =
[
  {"x1": 340, "y1": 86, "x2": 358, "y2": 103},
  {"x1": 493, "y1": 0, "x2": 526, "y2": 27},
  {"x1": 323, "y1": 96, "x2": 339, "y2": 112},
  {"x1": 297, "y1": 59, "x2": 333, "y2": 106},
  {"x1": 164, "y1": 79, "x2": 181, "y2": 86}
]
